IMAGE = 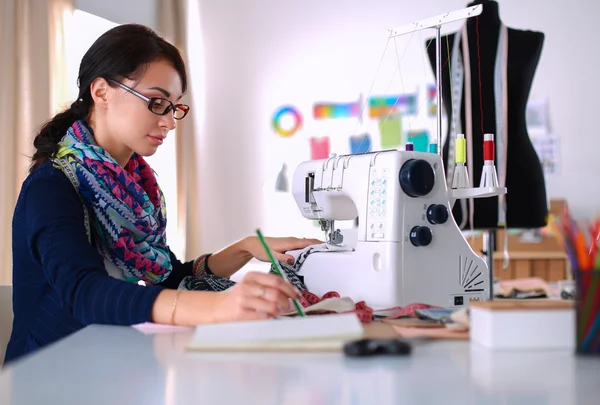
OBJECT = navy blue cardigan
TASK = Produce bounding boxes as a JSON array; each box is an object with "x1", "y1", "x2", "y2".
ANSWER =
[{"x1": 5, "y1": 160, "x2": 195, "y2": 365}]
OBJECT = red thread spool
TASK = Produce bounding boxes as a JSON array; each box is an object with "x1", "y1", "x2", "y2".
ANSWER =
[{"x1": 483, "y1": 133, "x2": 495, "y2": 161}]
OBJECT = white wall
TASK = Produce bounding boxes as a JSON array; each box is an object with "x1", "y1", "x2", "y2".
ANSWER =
[
  {"x1": 191, "y1": 0, "x2": 600, "y2": 253},
  {"x1": 75, "y1": 0, "x2": 157, "y2": 28}
]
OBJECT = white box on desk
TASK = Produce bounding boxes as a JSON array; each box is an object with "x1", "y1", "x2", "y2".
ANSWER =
[{"x1": 470, "y1": 300, "x2": 575, "y2": 350}]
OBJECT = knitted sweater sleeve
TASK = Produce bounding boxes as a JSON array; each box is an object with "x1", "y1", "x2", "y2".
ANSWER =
[{"x1": 23, "y1": 171, "x2": 164, "y2": 325}]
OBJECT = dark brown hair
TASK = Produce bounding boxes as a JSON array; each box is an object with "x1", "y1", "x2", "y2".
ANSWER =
[{"x1": 30, "y1": 23, "x2": 187, "y2": 172}]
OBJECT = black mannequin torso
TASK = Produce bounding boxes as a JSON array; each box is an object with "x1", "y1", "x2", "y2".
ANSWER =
[{"x1": 426, "y1": 0, "x2": 548, "y2": 229}]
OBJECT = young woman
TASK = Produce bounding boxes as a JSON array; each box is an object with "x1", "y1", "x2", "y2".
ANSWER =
[{"x1": 5, "y1": 23, "x2": 319, "y2": 365}]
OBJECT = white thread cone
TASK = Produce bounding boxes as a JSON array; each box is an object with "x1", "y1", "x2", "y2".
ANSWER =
[
  {"x1": 452, "y1": 163, "x2": 471, "y2": 189},
  {"x1": 479, "y1": 162, "x2": 499, "y2": 188}
]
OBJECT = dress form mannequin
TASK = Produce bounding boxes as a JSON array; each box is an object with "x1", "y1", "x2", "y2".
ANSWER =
[{"x1": 426, "y1": 0, "x2": 548, "y2": 230}]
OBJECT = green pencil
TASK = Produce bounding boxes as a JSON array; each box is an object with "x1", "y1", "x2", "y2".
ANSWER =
[{"x1": 255, "y1": 229, "x2": 306, "y2": 317}]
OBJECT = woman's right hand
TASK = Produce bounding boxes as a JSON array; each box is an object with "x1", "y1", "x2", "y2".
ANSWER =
[{"x1": 211, "y1": 271, "x2": 301, "y2": 323}]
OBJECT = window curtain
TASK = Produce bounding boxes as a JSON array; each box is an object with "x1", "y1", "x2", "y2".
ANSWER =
[
  {"x1": 157, "y1": 0, "x2": 203, "y2": 261},
  {"x1": 0, "y1": 0, "x2": 74, "y2": 285}
]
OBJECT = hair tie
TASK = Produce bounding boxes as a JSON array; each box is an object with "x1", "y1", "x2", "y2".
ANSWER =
[{"x1": 70, "y1": 98, "x2": 87, "y2": 116}]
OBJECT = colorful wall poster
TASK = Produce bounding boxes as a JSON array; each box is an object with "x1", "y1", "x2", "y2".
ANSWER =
[
  {"x1": 427, "y1": 84, "x2": 437, "y2": 117},
  {"x1": 527, "y1": 98, "x2": 559, "y2": 175},
  {"x1": 369, "y1": 93, "x2": 417, "y2": 118},
  {"x1": 310, "y1": 137, "x2": 331, "y2": 160},
  {"x1": 406, "y1": 129, "x2": 430, "y2": 152},
  {"x1": 349, "y1": 133, "x2": 372, "y2": 154},
  {"x1": 530, "y1": 135, "x2": 560, "y2": 175},
  {"x1": 272, "y1": 106, "x2": 303, "y2": 137},
  {"x1": 526, "y1": 98, "x2": 550, "y2": 132},
  {"x1": 379, "y1": 115, "x2": 402, "y2": 149},
  {"x1": 313, "y1": 99, "x2": 360, "y2": 119}
]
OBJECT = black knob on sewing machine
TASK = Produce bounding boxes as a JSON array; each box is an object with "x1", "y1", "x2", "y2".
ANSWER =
[
  {"x1": 409, "y1": 226, "x2": 433, "y2": 247},
  {"x1": 426, "y1": 204, "x2": 449, "y2": 224},
  {"x1": 399, "y1": 159, "x2": 435, "y2": 197}
]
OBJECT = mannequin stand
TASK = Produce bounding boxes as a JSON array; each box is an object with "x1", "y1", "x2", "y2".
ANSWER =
[{"x1": 482, "y1": 230, "x2": 495, "y2": 299}]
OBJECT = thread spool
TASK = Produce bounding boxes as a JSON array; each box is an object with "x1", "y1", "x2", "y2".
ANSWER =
[
  {"x1": 479, "y1": 133, "x2": 499, "y2": 187},
  {"x1": 483, "y1": 133, "x2": 495, "y2": 162},
  {"x1": 456, "y1": 133, "x2": 466, "y2": 164},
  {"x1": 451, "y1": 133, "x2": 470, "y2": 189}
]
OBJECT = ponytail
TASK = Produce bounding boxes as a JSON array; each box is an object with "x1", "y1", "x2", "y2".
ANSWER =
[{"x1": 30, "y1": 98, "x2": 90, "y2": 172}]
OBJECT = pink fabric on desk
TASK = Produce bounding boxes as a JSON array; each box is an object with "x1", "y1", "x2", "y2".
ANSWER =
[
  {"x1": 271, "y1": 248, "x2": 440, "y2": 321},
  {"x1": 298, "y1": 290, "x2": 437, "y2": 322}
]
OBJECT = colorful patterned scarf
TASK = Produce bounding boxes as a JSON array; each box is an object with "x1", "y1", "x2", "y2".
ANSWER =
[{"x1": 54, "y1": 120, "x2": 172, "y2": 284}]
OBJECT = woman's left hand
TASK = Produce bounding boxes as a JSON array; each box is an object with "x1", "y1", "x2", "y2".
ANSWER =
[{"x1": 244, "y1": 236, "x2": 322, "y2": 265}]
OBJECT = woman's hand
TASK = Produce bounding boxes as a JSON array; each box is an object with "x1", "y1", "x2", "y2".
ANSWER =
[
  {"x1": 206, "y1": 236, "x2": 322, "y2": 279},
  {"x1": 211, "y1": 271, "x2": 301, "y2": 322},
  {"x1": 243, "y1": 236, "x2": 322, "y2": 265}
]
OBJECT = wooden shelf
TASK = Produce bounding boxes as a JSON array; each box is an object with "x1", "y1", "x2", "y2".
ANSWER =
[
  {"x1": 488, "y1": 251, "x2": 568, "y2": 282},
  {"x1": 489, "y1": 251, "x2": 567, "y2": 260}
]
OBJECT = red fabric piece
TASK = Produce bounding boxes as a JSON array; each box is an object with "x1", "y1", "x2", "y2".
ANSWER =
[
  {"x1": 379, "y1": 303, "x2": 439, "y2": 319},
  {"x1": 299, "y1": 291, "x2": 439, "y2": 322},
  {"x1": 299, "y1": 290, "x2": 373, "y2": 321}
]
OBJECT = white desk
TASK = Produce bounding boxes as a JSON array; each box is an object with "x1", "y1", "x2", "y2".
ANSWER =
[{"x1": 0, "y1": 324, "x2": 598, "y2": 405}]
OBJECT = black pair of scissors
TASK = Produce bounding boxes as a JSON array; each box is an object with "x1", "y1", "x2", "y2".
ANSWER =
[{"x1": 343, "y1": 338, "x2": 412, "y2": 357}]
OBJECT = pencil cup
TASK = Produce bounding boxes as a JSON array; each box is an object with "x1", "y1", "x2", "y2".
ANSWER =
[{"x1": 574, "y1": 270, "x2": 600, "y2": 355}]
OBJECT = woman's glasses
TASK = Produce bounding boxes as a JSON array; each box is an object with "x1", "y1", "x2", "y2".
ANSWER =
[{"x1": 108, "y1": 79, "x2": 190, "y2": 120}]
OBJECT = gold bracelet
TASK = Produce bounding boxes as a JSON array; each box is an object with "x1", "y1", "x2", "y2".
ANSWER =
[{"x1": 171, "y1": 289, "x2": 183, "y2": 325}]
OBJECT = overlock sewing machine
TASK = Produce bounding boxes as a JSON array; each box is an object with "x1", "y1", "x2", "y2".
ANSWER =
[{"x1": 289, "y1": 149, "x2": 500, "y2": 309}]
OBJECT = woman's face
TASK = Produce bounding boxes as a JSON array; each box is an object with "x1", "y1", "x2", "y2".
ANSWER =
[{"x1": 93, "y1": 58, "x2": 184, "y2": 164}]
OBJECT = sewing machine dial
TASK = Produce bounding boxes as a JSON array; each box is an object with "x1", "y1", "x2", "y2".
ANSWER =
[
  {"x1": 399, "y1": 159, "x2": 435, "y2": 197},
  {"x1": 427, "y1": 204, "x2": 449, "y2": 224},
  {"x1": 409, "y1": 226, "x2": 433, "y2": 246}
]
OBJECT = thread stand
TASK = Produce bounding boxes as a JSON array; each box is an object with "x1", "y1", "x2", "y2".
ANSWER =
[
  {"x1": 388, "y1": 5, "x2": 484, "y2": 157},
  {"x1": 449, "y1": 130, "x2": 506, "y2": 302}
]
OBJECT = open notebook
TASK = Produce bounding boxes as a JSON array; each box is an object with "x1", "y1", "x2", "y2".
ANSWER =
[{"x1": 186, "y1": 313, "x2": 364, "y2": 351}]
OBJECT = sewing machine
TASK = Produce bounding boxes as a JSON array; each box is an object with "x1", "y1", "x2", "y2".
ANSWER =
[{"x1": 289, "y1": 149, "x2": 494, "y2": 310}]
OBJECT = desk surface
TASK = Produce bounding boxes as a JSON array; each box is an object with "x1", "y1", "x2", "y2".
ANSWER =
[{"x1": 0, "y1": 324, "x2": 598, "y2": 405}]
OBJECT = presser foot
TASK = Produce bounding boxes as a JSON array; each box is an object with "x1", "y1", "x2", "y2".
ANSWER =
[
  {"x1": 319, "y1": 219, "x2": 343, "y2": 246},
  {"x1": 328, "y1": 229, "x2": 344, "y2": 245}
]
